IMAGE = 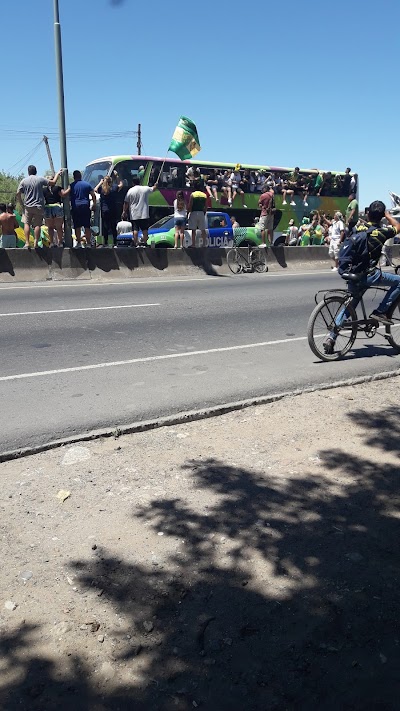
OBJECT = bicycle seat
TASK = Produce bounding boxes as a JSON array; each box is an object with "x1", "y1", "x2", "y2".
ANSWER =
[{"x1": 341, "y1": 272, "x2": 364, "y2": 283}]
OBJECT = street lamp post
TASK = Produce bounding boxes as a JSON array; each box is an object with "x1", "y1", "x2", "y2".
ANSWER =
[{"x1": 53, "y1": 0, "x2": 72, "y2": 246}]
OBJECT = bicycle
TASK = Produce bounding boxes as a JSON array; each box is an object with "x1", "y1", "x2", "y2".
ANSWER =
[
  {"x1": 307, "y1": 273, "x2": 400, "y2": 361},
  {"x1": 227, "y1": 245, "x2": 268, "y2": 274}
]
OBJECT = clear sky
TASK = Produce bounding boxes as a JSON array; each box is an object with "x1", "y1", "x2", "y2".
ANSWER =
[{"x1": 2, "y1": 0, "x2": 398, "y2": 209}]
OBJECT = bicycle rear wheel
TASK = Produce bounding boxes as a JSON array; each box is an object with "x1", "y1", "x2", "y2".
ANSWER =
[
  {"x1": 227, "y1": 248, "x2": 244, "y2": 274},
  {"x1": 385, "y1": 295, "x2": 400, "y2": 351},
  {"x1": 307, "y1": 295, "x2": 357, "y2": 361},
  {"x1": 251, "y1": 249, "x2": 268, "y2": 273}
]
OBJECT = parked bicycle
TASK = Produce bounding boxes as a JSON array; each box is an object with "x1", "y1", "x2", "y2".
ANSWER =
[
  {"x1": 307, "y1": 273, "x2": 400, "y2": 361},
  {"x1": 227, "y1": 245, "x2": 268, "y2": 274}
]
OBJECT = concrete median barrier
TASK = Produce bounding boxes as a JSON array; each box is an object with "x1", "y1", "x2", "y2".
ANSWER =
[{"x1": 1, "y1": 245, "x2": 399, "y2": 283}]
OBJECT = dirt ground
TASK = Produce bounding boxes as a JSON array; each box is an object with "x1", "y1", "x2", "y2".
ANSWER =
[{"x1": 1, "y1": 375, "x2": 400, "y2": 710}]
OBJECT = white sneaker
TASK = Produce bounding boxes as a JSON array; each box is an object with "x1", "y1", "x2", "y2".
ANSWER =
[
  {"x1": 243, "y1": 204, "x2": 248, "y2": 208},
  {"x1": 331, "y1": 266, "x2": 338, "y2": 271},
  {"x1": 282, "y1": 200, "x2": 287, "y2": 205},
  {"x1": 303, "y1": 201, "x2": 309, "y2": 207},
  {"x1": 290, "y1": 201, "x2": 296, "y2": 206},
  {"x1": 258, "y1": 243, "x2": 266, "y2": 248}
]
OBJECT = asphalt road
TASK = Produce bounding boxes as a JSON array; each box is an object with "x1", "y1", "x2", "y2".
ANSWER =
[{"x1": 1, "y1": 270, "x2": 399, "y2": 455}]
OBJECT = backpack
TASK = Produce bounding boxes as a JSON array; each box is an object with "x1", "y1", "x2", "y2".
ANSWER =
[{"x1": 338, "y1": 225, "x2": 381, "y2": 277}]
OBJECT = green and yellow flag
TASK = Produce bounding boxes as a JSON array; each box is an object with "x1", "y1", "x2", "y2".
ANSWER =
[{"x1": 168, "y1": 116, "x2": 201, "y2": 161}]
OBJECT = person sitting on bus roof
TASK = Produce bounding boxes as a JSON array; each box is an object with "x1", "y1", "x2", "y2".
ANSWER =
[
  {"x1": 341, "y1": 167, "x2": 352, "y2": 196},
  {"x1": 286, "y1": 167, "x2": 309, "y2": 207},
  {"x1": 229, "y1": 165, "x2": 247, "y2": 208},
  {"x1": 249, "y1": 171, "x2": 257, "y2": 192},
  {"x1": 186, "y1": 166, "x2": 200, "y2": 187},
  {"x1": 205, "y1": 169, "x2": 219, "y2": 204},
  {"x1": 241, "y1": 171, "x2": 251, "y2": 193},
  {"x1": 256, "y1": 171, "x2": 267, "y2": 193},
  {"x1": 282, "y1": 177, "x2": 296, "y2": 206},
  {"x1": 320, "y1": 171, "x2": 333, "y2": 197},
  {"x1": 219, "y1": 170, "x2": 231, "y2": 203}
]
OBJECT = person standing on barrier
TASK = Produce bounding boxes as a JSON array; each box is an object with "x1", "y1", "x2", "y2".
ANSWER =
[
  {"x1": 187, "y1": 181, "x2": 207, "y2": 248},
  {"x1": 122, "y1": 176, "x2": 159, "y2": 247},
  {"x1": 16, "y1": 165, "x2": 62, "y2": 249},
  {"x1": 63, "y1": 171, "x2": 97, "y2": 248},
  {"x1": 44, "y1": 182, "x2": 64, "y2": 247},
  {"x1": 95, "y1": 176, "x2": 118, "y2": 248}
]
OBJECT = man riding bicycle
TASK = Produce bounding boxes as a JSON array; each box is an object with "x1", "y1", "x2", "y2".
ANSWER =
[{"x1": 324, "y1": 200, "x2": 400, "y2": 355}]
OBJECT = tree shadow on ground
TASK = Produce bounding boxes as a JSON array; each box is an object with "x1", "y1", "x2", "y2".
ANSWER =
[{"x1": 2, "y1": 406, "x2": 400, "y2": 710}]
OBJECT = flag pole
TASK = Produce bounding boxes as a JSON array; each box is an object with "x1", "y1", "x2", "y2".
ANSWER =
[{"x1": 158, "y1": 154, "x2": 169, "y2": 184}]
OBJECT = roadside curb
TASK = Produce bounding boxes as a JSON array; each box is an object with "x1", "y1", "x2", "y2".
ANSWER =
[{"x1": 1, "y1": 367, "x2": 399, "y2": 464}]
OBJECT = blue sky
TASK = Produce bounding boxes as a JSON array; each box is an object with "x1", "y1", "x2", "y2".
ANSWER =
[{"x1": 2, "y1": 0, "x2": 398, "y2": 209}]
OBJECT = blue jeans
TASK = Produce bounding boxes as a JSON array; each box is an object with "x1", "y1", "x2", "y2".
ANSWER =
[{"x1": 330, "y1": 269, "x2": 400, "y2": 340}]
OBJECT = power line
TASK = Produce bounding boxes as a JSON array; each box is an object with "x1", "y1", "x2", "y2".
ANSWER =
[
  {"x1": 6, "y1": 140, "x2": 44, "y2": 174},
  {"x1": 0, "y1": 127, "x2": 138, "y2": 142}
]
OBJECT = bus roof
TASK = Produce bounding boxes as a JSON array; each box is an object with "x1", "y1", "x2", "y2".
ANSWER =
[{"x1": 86, "y1": 155, "x2": 348, "y2": 176}]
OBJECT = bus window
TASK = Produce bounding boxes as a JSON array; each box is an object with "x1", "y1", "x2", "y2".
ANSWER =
[
  {"x1": 114, "y1": 160, "x2": 148, "y2": 187},
  {"x1": 153, "y1": 162, "x2": 185, "y2": 189},
  {"x1": 83, "y1": 160, "x2": 112, "y2": 187}
]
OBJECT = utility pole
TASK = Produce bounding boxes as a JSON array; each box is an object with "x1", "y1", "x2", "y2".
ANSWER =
[
  {"x1": 43, "y1": 136, "x2": 55, "y2": 175},
  {"x1": 53, "y1": 0, "x2": 72, "y2": 247},
  {"x1": 137, "y1": 123, "x2": 142, "y2": 155}
]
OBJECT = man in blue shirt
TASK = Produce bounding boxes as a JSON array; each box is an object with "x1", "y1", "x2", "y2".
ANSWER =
[{"x1": 63, "y1": 170, "x2": 96, "y2": 247}]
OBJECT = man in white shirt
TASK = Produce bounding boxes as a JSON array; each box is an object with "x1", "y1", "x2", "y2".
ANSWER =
[
  {"x1": 122, "y1": 177, "x2": 158, "y2": 246},
  {"x1": 328, "y1": 211, "x2": 345, "y2": 271}
]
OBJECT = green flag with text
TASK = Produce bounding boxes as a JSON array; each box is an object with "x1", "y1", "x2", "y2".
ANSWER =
[{"x1": 168, "y1": 116, "x2": 201, "y2": 161}]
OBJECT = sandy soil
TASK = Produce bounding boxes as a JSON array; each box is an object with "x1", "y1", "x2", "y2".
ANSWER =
[{"x1": 1, "y1": 376, "x2": 400, "y2": 710}]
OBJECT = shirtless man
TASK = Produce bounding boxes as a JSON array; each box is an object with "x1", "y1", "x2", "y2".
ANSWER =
[{"x1": 0, "y1": 203, "x2": 19, "y2": 248}]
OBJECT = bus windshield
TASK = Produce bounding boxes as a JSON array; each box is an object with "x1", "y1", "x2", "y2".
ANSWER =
[{"x1": 83, "y1": 161, "x2": 112, "y2": 187}]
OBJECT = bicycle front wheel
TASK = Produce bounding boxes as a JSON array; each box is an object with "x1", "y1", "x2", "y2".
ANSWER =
[
  {"x1": 227, "y1": 248, "x2": 244, "y2": 274},
  {"x1": 307, "y1": 296, "x2": 357, "y2": 361},
  {"x1": 251, "y1": 249, "x2": 268, "y2": 273},
  {"x1": 385, "y1": 294, "x2": 400, "y2": 352}
]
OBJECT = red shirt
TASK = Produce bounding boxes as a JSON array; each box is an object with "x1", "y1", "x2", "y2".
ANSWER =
[{"x1": 258, "y1": 191, "x2": 273, "y2": 217}]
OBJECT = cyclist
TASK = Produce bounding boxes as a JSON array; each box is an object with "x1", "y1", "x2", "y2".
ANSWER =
[{"x1": 324, "y1": 200, "x2": 400, "y2": 355}]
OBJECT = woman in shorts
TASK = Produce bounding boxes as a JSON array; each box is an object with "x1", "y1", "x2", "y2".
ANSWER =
[
  {"x1": 173, "y1": 190, "x2": 187, "y2": 248},
  {"x1": 44, "y1": 183, "x2": 64, "y2": 247}
]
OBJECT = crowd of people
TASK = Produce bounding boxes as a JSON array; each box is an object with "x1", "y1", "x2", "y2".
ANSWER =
[
  {"x1": 280, "y1": 193, "x2": 361, "y2": 270},
  {"x1": 0, "y1": 162, "x2": 359, "y2": 250},
  {"x1": 1, "y1": 164, "x2": 156, "y2": 249},
  {"x1": 152, "y1": 164, "x2": 358, "y2": 205}
]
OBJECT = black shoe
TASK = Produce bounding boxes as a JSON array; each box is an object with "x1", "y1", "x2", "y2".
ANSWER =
[
  {"x1": 369, "y1": 311, "x2": 394, "y2": 326},
  {"x1": 323, "y1": 337, "x2": 335, "y2": 355}
]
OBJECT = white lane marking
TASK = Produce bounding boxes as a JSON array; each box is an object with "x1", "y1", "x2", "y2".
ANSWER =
[
  {"x1": 0, "y1": 335, "x2": 307, "y2": 383},
  {"x1": 0, "y1": 303, "x2": 160, "y2": 317},
  {"x1": 0, "y1": 277, "x2": 217, "y2": 291},
  {"x1": 0, "y1": 271, "x2": 334, "y2": 291}
]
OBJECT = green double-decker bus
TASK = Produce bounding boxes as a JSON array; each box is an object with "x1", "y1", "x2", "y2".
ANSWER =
[{"x1": 83, "y1": 154, "x2": 355, "y2": 238}]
